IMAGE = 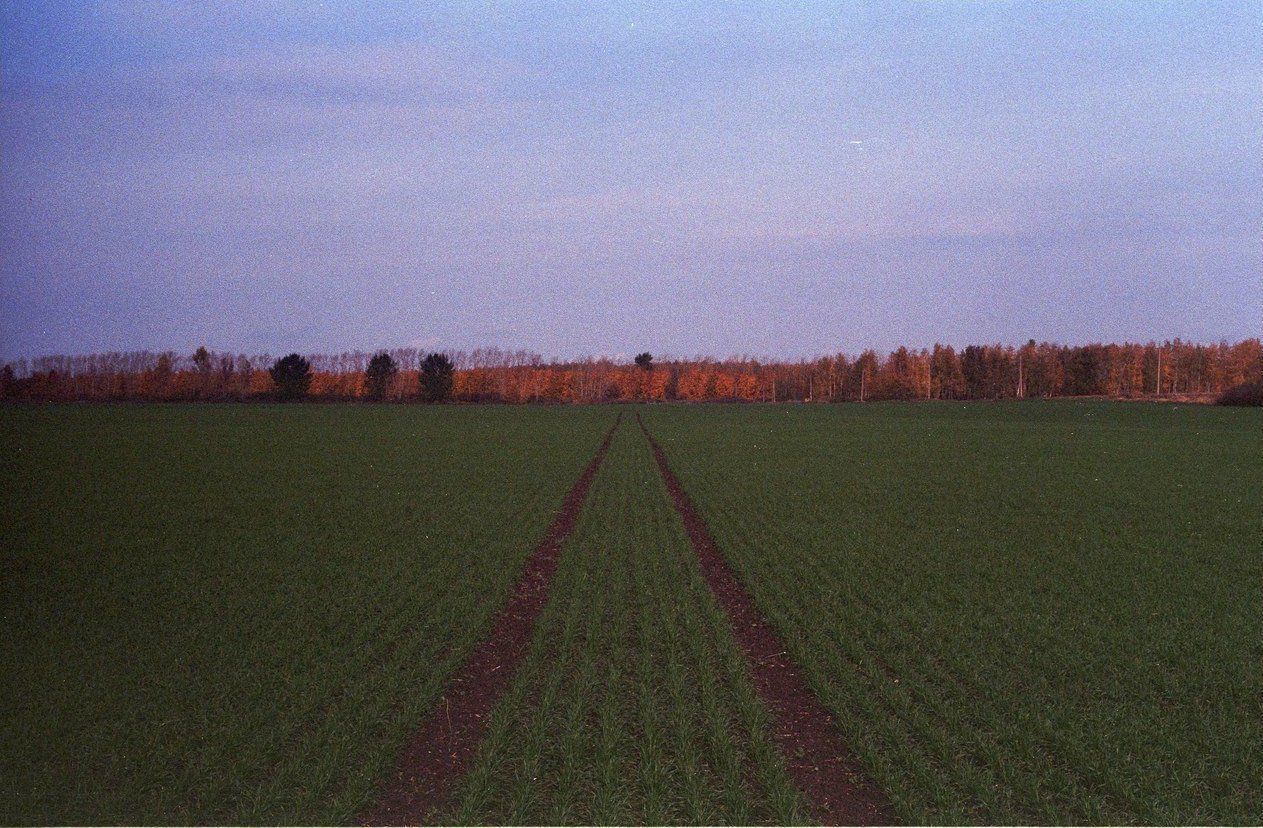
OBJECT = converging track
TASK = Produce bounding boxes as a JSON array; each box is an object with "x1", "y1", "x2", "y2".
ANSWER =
[
  {"x1": 359, "y1": 416, "x2": 621, "y2": 825},
  {"x1": 638, "y1": 414, "x2": 892, "y2": 825},
  {"x1": 362, "y1": 410, "x2": 892, "y2": 825},
  {"x1": 14, "y1": 404, "x2": 1256, "y2": 825}
]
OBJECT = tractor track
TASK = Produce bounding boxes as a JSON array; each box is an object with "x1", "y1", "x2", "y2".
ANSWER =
[
  {"x1": 637, "y1": 413, "x2": 894, "y2": 825},
  {"x1": 358, "y1": 414, "x2": 621, "y2": 825}
]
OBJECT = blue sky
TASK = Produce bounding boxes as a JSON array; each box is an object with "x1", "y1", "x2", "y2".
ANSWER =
[{"x1": 2, "y1": 2, "x2": 1259, "y2": 360}]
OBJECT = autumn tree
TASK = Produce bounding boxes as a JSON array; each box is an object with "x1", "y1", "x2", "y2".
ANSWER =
[
  {"x1": 961, "y1": 346, "x2": 988, "y2": 399},
  {"x1": 270, "y1": 353, "x2": 312, "y2": 400},
  {"x1": 10, "y1": 338, "x2": 1261, "y2": 404},
  {"x1": 187, "y1": 346, "x2": 212, "y2": 399},
  {"x1": 930, "y1": 344, "x2": 963, "y2": 399},
  {"x1": 852, "y1": 350, "x2": 879, "y2": 401},
  {"x1": 884, "y1": 346, "x2": 920, "y2": 399},
  {"x1": 420, "y1": 352, "x2": 454, "y2": 402},
  {"x1": 364, "y1": 352, "x2": 398, "y2": 401},
  {"x1": 217, "y1": 354, "x2": 236, "y2": 399},
  {"x1": 139, "y1": 353, "x2": 175, "y2": 401}
]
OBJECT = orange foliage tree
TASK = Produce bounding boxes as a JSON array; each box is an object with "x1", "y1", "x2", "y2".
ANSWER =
[{"x1": 7, "y1": 339, "x2": 1261, "y2": 404}]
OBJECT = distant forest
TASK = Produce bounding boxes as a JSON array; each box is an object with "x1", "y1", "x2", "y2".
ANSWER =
[{"x1": 3, "y1": 339, "x2": 1261, "y2": 404}]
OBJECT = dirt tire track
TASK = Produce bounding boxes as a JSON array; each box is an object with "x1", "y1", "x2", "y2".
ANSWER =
[
  {"x1": 359, "y1": 414, "x2": 621, "y2": 825},
  {"x1": 637, "y1": 413, "x2": 895, "y2": 826}
]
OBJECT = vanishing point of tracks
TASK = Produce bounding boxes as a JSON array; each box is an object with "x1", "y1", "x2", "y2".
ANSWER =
[{"x1": 361, "y1": 412, "x2": 892, "y2": 825}]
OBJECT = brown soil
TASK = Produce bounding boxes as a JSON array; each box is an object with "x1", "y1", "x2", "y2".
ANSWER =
[
  {"x1": 1113, "y1": 392, "x2": 1217, "y2": 404},
  {"x1": 359, "y1": 415, "x2": 621, "y2": 825},
  {"x1": 637, "y1": 414, "x2": 896, "y2": 826}
]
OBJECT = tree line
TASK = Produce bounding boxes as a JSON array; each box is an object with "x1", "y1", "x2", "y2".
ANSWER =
[{"x1": 2, "y1": 339, "x2": 1260, "y2": 404}]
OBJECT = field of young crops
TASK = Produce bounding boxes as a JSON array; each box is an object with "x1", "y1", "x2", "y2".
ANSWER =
[
  {"x1": 0, "y1": 404, "x2": 612, "y2": 824},
  {"x1": 445, "y1": 424, "x2": 806, "y2": 825},
  {"x1": 2, "y1": 401, "x2": 1259, "y2": 825},
  {"x1": 642, "y1": 401, "x2": 1263, "y2": 824}
]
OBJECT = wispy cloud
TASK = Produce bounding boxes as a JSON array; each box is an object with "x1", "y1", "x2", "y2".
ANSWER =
[{"x1": 2, "y1": 2, "x2": 1260, "y2": 359}]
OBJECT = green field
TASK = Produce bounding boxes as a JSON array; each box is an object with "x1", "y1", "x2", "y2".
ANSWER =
[
  {"x1": 446, "y1": 423, "x2": 805, "y2": 825},
  {"x1": 642, "y1": 401, "x2": 1263, "y2": 823},
  {"x1": 2, "y1": 401, "x2": 1261, "y2": 824},
  {"x1": 0, "y1": 404, "x2": 612, "y2": 823}
]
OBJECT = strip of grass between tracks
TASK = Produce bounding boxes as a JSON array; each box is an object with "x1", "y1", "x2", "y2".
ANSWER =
[
  {"x1": 639, "y1": 414, "x2": 893, "y2": 825},
  {"x1": 360, "y1": 415, "x2": 620, "y2": 824},
  {"x1": 441, "y1": 418, "x2": 810, "y2": 825}
]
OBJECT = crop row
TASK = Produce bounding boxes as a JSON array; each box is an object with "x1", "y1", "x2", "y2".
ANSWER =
[
  {"x1": 440, "y1": 424, "x2": 806, "y2": 824},
  {"x1": 5, "y1": 401, "x2": 1258, "y2": 824},
  {"x1": 641, "y1": 401, "x2": 1263, "y2": 823},
  {"x1": 0, "y1": 404, "x2": 613, "y2": 824}
]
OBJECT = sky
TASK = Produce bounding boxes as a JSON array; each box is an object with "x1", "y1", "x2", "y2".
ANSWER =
[{"x1": 2, "y1": 2, "x2": 1260, "y2": 361}]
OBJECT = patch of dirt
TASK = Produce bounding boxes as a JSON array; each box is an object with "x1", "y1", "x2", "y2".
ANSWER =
[
  {"x1": 359, "y1": 415, "x2": 621, "y2": 825},
  {"x1": 1113, "y1": 392, "x2": 1217, "y2": 404},
  {"x1": 637, "y1": 414, "x2": 896, "y2": 826}
]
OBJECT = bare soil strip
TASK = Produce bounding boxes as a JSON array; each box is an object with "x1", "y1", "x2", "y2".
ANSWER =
[
  {"x1": 359, "y1": 415, "x2": 621, "y2": 825},
  {"x1": 637, "y1": 414, "x2": 895, "y2": 826}
]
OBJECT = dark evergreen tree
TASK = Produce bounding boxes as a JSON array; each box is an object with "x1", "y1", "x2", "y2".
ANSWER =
[
  {"x1": 1066, "y1": 346, "x2": 1104, "y2": 396},
  {"x1": 364, "y1": 352, "x2": 398, "y2": 401},
  {"x1": 420, "y1": 352, "x2": 454, "y2": 402},
  {"x1": 634, "y1": 352, "x2": 654, "y2": 371},
  {"x1": 269, "y1": 353, "x2": 312, "y2": 400}
]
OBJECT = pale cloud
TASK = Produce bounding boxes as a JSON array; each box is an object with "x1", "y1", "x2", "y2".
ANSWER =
[
  {"x1": 94, "y1": 0, "x2": 336, "y2": 32},
  {"x1": 197, "y1": 41, "x2": 519, "y2": 104},
  {"x1": 2, "y1": 2, "x2": 1260, "y2": 359}
]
